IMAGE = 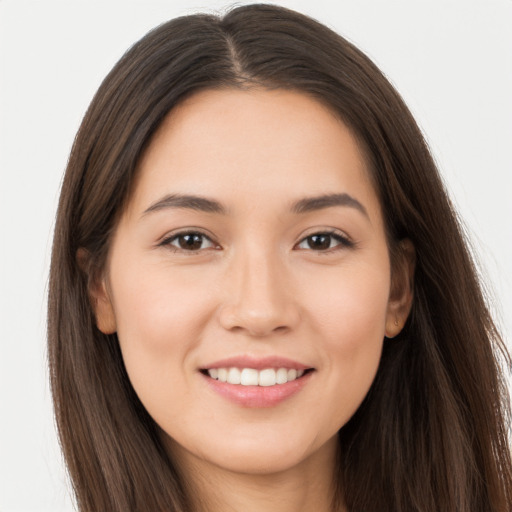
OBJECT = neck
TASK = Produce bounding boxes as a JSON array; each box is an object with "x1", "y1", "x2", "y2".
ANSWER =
[{"x1": 169, "y1": 436, "x2": 345, "y2": 512}]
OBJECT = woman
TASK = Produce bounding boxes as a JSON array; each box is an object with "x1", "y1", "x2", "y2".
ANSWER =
[{"x1": 48, "y1": 4, "x2": 512, "y2": 511}]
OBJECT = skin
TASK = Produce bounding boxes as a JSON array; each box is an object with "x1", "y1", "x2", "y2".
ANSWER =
[{"x1": 92, "y1": 88, "x2": 414, "y2": 512}]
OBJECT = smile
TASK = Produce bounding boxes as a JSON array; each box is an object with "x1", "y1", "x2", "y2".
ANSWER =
[
  {"x1": 200, "y1": 356, "x2": 314, "y2": 407},
  {"x1": 206, "y1": 367, "x2": 306, "y2": 386}
]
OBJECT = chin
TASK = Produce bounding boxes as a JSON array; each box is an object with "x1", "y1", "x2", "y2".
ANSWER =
[{"x1": 161, "y1": 423, "x2": 338, "y2": 477}]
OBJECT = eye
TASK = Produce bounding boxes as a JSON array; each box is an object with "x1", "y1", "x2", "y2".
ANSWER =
[
  {"x1": 296, "y1": 231, "x2": 353, "y2": 251},
  {"x1": 161, "y1": 231, "x2": 218, "y2": 252}
]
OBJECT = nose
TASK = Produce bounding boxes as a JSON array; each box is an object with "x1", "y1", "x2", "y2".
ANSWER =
[{"x1": 218, "y1": 249, "x2": 300, "y2": 337}]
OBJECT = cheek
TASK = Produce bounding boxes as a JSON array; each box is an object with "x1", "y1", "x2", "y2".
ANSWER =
[
  {"x1": 307, "y1": 263, "x2": 390, "y2": 342},
  {"x1": 303, "y1": 264, "x2": 390, "y2": 417},
  {"x1": 109, "y1": 265, "x2": 216, "y2": 405},
  {"x1": 113, "y1": 264, "x2": 214, "y2": 345}
]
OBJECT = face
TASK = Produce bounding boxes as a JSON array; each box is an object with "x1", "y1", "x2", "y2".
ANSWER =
[{"x1": 93, "y1": 88, "x2": 413, "y2": 477}]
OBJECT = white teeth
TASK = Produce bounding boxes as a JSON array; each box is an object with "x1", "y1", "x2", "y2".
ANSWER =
[
  {"x1": 227, "y1": 367, "x2": 241, "y2": 384},
  {"x1": 240, "y1": 368, "x2": 259, "y2": 386},
  {"x1": 259, "y1": 368, "x2": 276, "y2": 386},
  {"x1": 206, "y1": 367, "x2": 307, "y2": 386},
  {"x1": 276, "y1": 368, "x2": 288, "y2": 384}
]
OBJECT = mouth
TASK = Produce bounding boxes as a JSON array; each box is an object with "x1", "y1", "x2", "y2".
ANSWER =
[
  {"x1": 199, "y1": 357, "x2": 315, "y2": 407},
  {"x1": 200, "y1": 367, "x2": 313, "y2": 386}
]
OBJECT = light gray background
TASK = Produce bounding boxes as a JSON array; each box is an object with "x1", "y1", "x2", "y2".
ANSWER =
[{"x1": 1, "y1": 1, "x2": 511, "y2": 510}]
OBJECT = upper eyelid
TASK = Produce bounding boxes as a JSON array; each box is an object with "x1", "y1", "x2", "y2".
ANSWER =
[
  {"x1": 158, "y1": 231, "x2": 219, "y2": 254},
  {"x1": 295, "y1": 232, "x2": 353, "y2": 249},
  {"x1": 158, "y1": 228, "x2": 216, "y2": 245},
  {"x1": 296, "y1": 228, "x2": 353, "y2": 243}
]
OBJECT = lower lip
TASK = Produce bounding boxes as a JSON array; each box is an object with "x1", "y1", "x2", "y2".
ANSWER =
[{"x1": 202, "y1": 371, "x2": 313, "y2": 408}]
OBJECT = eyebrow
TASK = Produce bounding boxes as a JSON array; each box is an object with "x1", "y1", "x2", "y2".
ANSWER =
[
  {"x1": 141, "y1": 192, "x2": 368, "y2": 218},
  {"x1": 142, "y1": 194, "x2": 226, "y2": 216},
  {"x1": 291, "y1": 193, "x2": 369, "y2": 218}
]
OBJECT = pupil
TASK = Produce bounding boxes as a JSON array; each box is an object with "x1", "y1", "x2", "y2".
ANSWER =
[
  {"x1": 180, "y1": 234, "x2": 202, "y2": 250},
  {"x1": 309, "y1": 234, "x2": 330, "y2": 250}
]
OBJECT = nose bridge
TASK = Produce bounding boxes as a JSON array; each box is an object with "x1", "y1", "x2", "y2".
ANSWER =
[
  {"x1": 240, "y1": 246, "x2": 278, "y2": 303},
  {"x1": 219, "y1": 242, "x2": 298, "y2": 336}
]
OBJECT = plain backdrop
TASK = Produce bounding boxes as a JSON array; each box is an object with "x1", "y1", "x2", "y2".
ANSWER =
[{"x1": 0, "y1": 1, "x2": 511, "y2": 510}]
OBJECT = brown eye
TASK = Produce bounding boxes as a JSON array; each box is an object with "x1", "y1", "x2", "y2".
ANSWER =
[
  {"x1": 296, "y1": 232, "x2": 353, "y2": 251},
  {"x1": 164, "y1": 232, "x2": 216, "y2": 251},
  {"x1": 178, "y1": 234, "x2": 204, "y2": 250},
  {"x1": 306, "y1": 234, "x2": 332, "y2": 250}
]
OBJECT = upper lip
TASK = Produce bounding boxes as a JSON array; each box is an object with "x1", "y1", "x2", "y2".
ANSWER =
[{"x1": 201, "y1": 355, "x2": 312, "y2": 371}]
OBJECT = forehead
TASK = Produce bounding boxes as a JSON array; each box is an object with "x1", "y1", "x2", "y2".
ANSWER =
[{"x1": 128, "y1": 88, "x2": 380, "y2": 221}]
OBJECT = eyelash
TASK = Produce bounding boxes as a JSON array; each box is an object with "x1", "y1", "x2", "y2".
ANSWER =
[
  {"x1": 159, "y1": 229, "x2": 354, "y2": 254},
  {"x1": 159, "y1": 231, "x2": 219, "y2": 253},
  {"x1": 295, "y1": 230, "x2": 354, "y2": 252}
]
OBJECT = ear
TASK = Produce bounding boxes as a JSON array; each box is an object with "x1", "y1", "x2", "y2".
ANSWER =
[
  {"x1": 385, "y1": 239, "x2": 415, "y2": 338},
  {"x1": 77, "y1": 248, "x2": 117, "y2": 334}
]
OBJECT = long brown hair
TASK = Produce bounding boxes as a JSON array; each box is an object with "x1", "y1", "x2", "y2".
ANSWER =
[{"x1": 48, "y1": 4, "x2": 512, "y2": 511}]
